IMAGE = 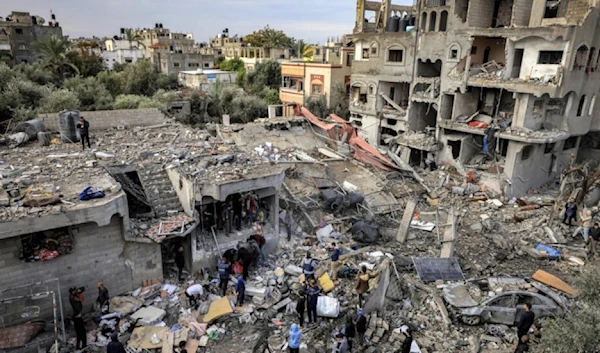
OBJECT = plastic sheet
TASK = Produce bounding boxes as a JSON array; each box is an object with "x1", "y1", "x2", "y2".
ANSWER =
[
  {"x1": 316, "y1": 296, "x2": 340, "y2": 318},
  {"x1": 351, "y1": 221, "x2": 380, "y2": 243}
]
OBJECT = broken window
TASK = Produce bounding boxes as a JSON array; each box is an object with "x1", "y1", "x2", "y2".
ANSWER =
[
  {"x1": 574, "y1": 45, "x2": 588, "y2": 70},
  {"x1": 311, "y1": 84, "x2": 322, "y2": 95},
  {"x1": 370, "y1": 42, "x2": 379, "y2": 57},
  {"x1": 521, "y1": 145, "x2": 533, "y2": 161},
  {"x1": 368, "y1": 85, "x2": 375, "y2": 95},
  {"x1": 563, "y1": 136, "x2": 578, "y2": 150},
  {"x1": 429, "y1": 12, "x2": 437, "y2": 32},
  {"x1": 362, "y1": 48, "x2": 370, "y2": 59},
  {"x1": 544, "y1": 0, "x2": 559, "y2": 18},
  {"x1": 15, "y1": 28, "x2": 23, "y2": 34},
  {"x1": 19, "y1": 227, "x2": 73, "y2": 262},
  {"x1": 471, "y1": 46, "x2": 477, "y2": 55},
  {"x1": 538, "y1": 51, "x2": 563, "y2": 64},
  {"x1": 388, "y1": 49, "x2": 404, "y2": 63},
  {"x1": 577, "y1": 95, "x2": 586, "y2": 116},
  {"x1": 346, "y1": 53, "x2": 353, "y2": 66},
  {"x1": 449, "y1": 48, "x2": 458, "y2": 60},
  {"x1": 439, "y1": 11, "x2": 448, "y2": 32},
  {"x1": 448, "y1": 140, "x2": 461, "y2": 159},
  {"x1": 173, "y1": 62, "x2": 180, "y2": 67}
]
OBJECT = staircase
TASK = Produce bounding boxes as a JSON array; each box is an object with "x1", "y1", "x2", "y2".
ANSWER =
[{"x1": 139, "y1": 166, "x2": 183, "y2": 218}]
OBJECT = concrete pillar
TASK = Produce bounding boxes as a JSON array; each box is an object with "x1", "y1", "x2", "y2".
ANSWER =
[
  {"x1": 504, "y1": 40, "x2": 515, "y2": 80},
  {"x1": 529, "y1": 0, "x2": 546, "y2": 27}
]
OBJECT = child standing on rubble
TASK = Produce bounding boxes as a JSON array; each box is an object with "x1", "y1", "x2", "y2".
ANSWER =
[
  {"x1": 288, "y1": 323, "x2": 301, "y2": 353},
  {"x1": 235, "y1": 274, "x2": 245, "y2": 307},
  {"x1": 217, "y1": 257, "x2": 231, "y2": 296}
]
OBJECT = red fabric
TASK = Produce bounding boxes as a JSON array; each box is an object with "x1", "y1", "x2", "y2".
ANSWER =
[
  {"x1": 233, "y1": 263, "x2": 243, "y2": 275},
  {"x1": 300, "y1": 107, "x2": 337, "y2": 131},
  {"x1": 468, "y1": 121, "x2": 488, "y2": 129}
]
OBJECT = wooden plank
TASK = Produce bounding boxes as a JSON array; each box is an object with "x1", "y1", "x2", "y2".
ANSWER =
[
  {"x1": 396, "y1": 199, "x2": 417, "y2": 243},
  {"x1": 532, "y1": 269, "x2": 577, "y2": 297},
  {"x1": 440, "y1": 207, "x2": 456, "y2": 258}
]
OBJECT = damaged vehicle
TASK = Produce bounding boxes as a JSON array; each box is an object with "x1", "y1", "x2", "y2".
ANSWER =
[{"x1": 459, "y1": 291, "x2": 564, "y2": 326}]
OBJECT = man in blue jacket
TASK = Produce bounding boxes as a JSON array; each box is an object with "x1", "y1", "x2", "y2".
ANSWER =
[
  {"x1": 235, "y1": 275, "x2": 245, "y2": 307},
  {"x1": 306, "y1": 279, "x2": 321, "y2": 326},
  {"x1": 303, "y1": 252, "x2": 318, "y2": 280},
  {"x1": 288, "y1": 323, "x2": 301, "y2": 353},
  {"x1": 330, "y1": 243, "x2": 341, "y2": 280},
  {"x1": 217, "y1": 257, "x2": 230, "y2": 296}
]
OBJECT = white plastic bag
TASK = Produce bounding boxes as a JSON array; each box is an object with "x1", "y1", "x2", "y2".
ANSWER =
[{"x1": 316, "y1": 296, "x2": 340, "y2": 318}]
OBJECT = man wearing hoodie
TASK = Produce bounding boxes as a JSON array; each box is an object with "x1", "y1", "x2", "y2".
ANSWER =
[
  {"x1": 288, "y1": 323, "x2": 301, "y2": 353},
  {"x1": 107, "y1": 332, "x2": 126, "y2": 353}
]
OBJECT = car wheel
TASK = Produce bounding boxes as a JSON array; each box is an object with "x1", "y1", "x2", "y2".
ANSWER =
[{"x1": 461, "y1": 315, "x2": 481, "y2": 326}]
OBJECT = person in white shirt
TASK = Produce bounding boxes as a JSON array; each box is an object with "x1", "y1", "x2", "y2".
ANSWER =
[{"x1": 185, "y1": 284, "x2": 204, "y2": 309}]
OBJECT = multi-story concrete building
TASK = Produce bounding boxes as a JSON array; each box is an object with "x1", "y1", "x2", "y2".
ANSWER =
[
  {"x1": 349, "y1": 0, "x2": 600, "y2": 196},
  {"x1": 134, "y1": 24, "x2": 214, "y2": 74},
  {"x1": 0, "y1": 11, "x2": 62, "y2": 64},
  {"x1": 279, "y1": 38, "x2": 354, "y2": 114},
  {"x1": 102, "y1": 39, "x2": 145, "y2": 70}
]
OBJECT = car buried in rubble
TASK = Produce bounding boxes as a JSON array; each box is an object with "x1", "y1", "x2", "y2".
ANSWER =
[{"x1": 459, "y1": 291, "x2": 564, "y2": 326}]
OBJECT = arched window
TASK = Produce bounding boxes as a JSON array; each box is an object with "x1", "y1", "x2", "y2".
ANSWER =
[
  {"x1": 370, "y1": 41, "x2": 379, "y2": 57},
  {"x1": 448, "y1": 44, "x2": 461, "y2": 61},
  {"x1": 429, "y1": 12, "x2": 437, "y2": 32},
  {"x1": 587, "y1": 47, "x2": 596, "y2": 70},
  {"x1": 574, "y1": 45, "x2": 589, "y2": 70},
  {"x1": 577, "y1": 95, "x2": 586, "y2": 116},
  {"x1": 439, "y1": 11, "x2": 448, "y2": 32},
  {"x1": 386, "y1": 45, "x2": 405, "y2": 64},
  {"x1": 420, "y1": 12, "x2": 427, "y2": 32}
]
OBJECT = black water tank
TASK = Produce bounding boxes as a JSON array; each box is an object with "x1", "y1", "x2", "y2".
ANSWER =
[
  {"x1": 59, "y1": 110, "x2": 80, "y2": 143},
  {"x1": 399, "y1": 17, "x2": 409, "y2": 32},
  {"x1": 408, "y1": 15, "x2": 416, "y2": 26},
  {"x1": 387, "y1": 16, "x2": 400, "y2": 32}
]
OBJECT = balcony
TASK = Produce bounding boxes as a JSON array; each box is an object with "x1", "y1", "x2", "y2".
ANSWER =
[{"x1": 439, "y1": 119, "x2": 569, "y2": 144}]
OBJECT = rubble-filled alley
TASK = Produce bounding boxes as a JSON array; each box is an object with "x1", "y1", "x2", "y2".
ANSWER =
[{"x1": 1, "y1": 106, "x2": 598, "y2": 353}]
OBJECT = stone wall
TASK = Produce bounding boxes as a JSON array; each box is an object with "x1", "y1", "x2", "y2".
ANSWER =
[
  {"x1": 0, "y1": 215, "x2": 162, "y2": 327},
  {"x1": 37, "y1": 108, "x2": 169, "y2": 132}
]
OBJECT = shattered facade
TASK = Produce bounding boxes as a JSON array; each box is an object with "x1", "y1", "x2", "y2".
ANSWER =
[{"x1": 350, "y1": 0, "x2": 600, "y2": 196}]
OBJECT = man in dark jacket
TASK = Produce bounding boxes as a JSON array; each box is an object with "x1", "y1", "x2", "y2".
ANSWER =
[
  {"x1": 76, "y1": 117, "x2": 91, "y2": 150},
  {"x1": 589, "y1": 223, "x2": 600, "y2": 258},
  {"x1": 296, "y1": 286, "x2": 306, "y2": 328},
  {"x1": 356, "y1": 311, "x2": 367, "y2": 349},
  {"x1": 175, "y1": 247, "x2": 185, "y2": 281},
  {"x1": 107, "y1": 332, "x2": 126, "y2": 353},
  {"x1": 343, "y1": 316, "x2": 356, "y2": 352},
  {"x1": 73, "y1": 312, "x2": 87, "y2": 350},
  {"x1": 306, "y1": 279, "x2": 321, "y2": 326},
  {"x1": 563, "y1": 199, "x2": 577, "y2": 225},
  {"x1": 96, "y1": 282, "x2": 109, "y2": 313},
  {"x1": 517, "y1": 303, "x2": 536, "y2": 340}
]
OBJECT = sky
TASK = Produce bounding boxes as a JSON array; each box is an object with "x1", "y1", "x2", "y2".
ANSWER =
[{"x1": 0, "y1": 0, "x2": 400, "y2": 44}]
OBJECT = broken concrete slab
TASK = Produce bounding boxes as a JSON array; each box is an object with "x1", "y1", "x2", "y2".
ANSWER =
[
  {"x1": 130, "y1": 306, "x2": 167, "y2": 326},
  {"x1": 440, "y1": 207, "x2": 457, "y2": 258},
  {"x1": 532, "y1": 269, "x2": 577, "y2": 297},
  {"x1": 203, "y1": 296, "x2": 234, "y2": 323},
  {"x1": 397, "y1": 199, "x2": 417, "y2": 243},
  {"x1": 443, "y1": 283, "x2": 478, "y2": 308}
]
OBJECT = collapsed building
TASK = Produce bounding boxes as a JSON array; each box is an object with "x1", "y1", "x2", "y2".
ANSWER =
[{"x1": 349, "y1": 0, "x2": 600, "y2": 196}]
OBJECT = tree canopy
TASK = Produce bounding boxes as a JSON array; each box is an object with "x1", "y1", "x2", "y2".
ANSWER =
[{"x1": 243, "y1": 26, "x2": 294, "y2": 49}]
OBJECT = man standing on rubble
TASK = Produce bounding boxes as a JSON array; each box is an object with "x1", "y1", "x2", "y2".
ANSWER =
[
  {"x1": 589, "y1": 222, "x2": 600, "y2": 258},
  {"x1": 76, "y1": 116, "x2": 91, "y2": 150},
  {"x1": 355, "y1": 265, "x2": 378, "y2": 308},
  {"x1": 306, "y1": 279, "x2": 321, "y2": 326},
  {"x1": 252, "y1": 222, "x2": 267, "y2": 264},
  {"x1": 175, "y1": 246, "x2": 185, "y2": 281},
  {"x1": 96, "y1": 282, "x2": 109, "y2": 314},
  {"x1": 356, "y1": 311, "x2": 367, "y2": 350},
  {"x1": 330, "y1": 242, "x2": 341, "y2": 280},
  {"x1": 217, "y1": 257, "x2": 231, "y2": 296},
  {"x1": 573, "y1": 208, "x2": 592, "y2": 242},
  {"x1": 517, "y1": 303, "x2": 536, "y2": 341},
  {"x1": 284, "y1": 207, "x2": 294, "y2": 241},
  {"x1": 303, "y1": 252, "x2": 318, "y2": 280},
  {"x1": 563, "y1": 199, "x2": 577, "y2": 226}
]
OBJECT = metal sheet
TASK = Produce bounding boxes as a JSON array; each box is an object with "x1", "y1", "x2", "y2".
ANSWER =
[{"x1": 412, "y1": 257, "x2": 464, "y2": 282}]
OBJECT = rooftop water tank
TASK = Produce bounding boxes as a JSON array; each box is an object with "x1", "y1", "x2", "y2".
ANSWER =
[
  {"x1": 58, "y1": 110, "x2": 80, "y2": 143},
  {"x1": 387, "y1": 15, "x2": 400, "y2": 32}
]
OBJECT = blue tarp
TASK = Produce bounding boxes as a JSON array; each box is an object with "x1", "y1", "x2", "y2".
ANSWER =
[
  {"x1": 78, "y1": 186, "x2": 105, "y2": 201},
  {"x1": 536, "y1": 244, "x2": 561, "y2": 260}
]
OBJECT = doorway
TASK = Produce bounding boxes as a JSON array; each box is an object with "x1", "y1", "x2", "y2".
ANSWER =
[{"x1": 511, "y1": 49, "x2": 524, "y2": 78}]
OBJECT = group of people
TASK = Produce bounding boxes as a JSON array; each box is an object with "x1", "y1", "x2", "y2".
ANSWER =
[
  {"x1": 67, "y1": 282, "x2": 127, "y2": 353},
  {"x1": 213, "y1": 194, "x2": 269, "y2": 234},
  {"x1": 563, "y1": 199, "x2": 599, "y2": 258}
]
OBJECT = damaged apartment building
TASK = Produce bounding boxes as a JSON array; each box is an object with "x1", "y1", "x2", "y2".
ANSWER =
[{"x1": 349, "y1": 0, "x2": 600, "y2": 196}]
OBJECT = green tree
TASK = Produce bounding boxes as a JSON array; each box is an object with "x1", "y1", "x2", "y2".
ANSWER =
[
  {"x1": 244, "y1": 26, "x2": 294, "y2": 49},
  {"x1": 112, "y1": 62, "x2": 128, "y2": 72},
  {"x1": 64, "y1": 76, "x2": 114, "y2": 111},
  {"x1": 259, "y1": 87, "x2": 280, "y2": 105},
  {"x1": 97, "y1": 70, "x2": 125, "y2": 97},
  {"x1": 305, "y1": 95, "x2": 328, "y2": 118},
  {"x1": 330, "y1": 82, "x2": 350, "y2": 119},
  {"x1": 230, "y1": 95, "x2": 268, "y2": 123},
  {"x1": 67, "y1": 50, "x2": 105, "y2": 77},
  {"x1": 124, "y1": 28, "x2": 144, "y2": 49},
  {"x1": 295, "y1": 39, "x2": 314, "y2": 60},
  {"x1": 155, "y1": 73, "x2": 179, "y2": 91},
  {"x1": 39, "y1": 89, "x2": 81, "y2": 113},
  {"x1": 121, "y1": 60, "x2": 159, "y2": 96},
  {"x1": 13, "y1": 62, "x2": 55, "y2": 85},
  {"x1": 113, "y1": 94, "x2": 163, "y2": 109},
  {"x1": 531, "y1": 265, "x2": 600, "y2": 353},
  {"x1": 213, "y1": 55, "x2": 225, "y2": 69},
  {"x1": 245, "y1": 60, "x2": 281, "y2": 94},
  {"x1": 32, "y1": 35, "x2": 79, "y2": 78},
  {"x1": 220, "y1": 58, "x2": 245, "y2": 72}
]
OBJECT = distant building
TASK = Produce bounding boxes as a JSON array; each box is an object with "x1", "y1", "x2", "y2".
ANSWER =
[
  {"x1": 178, "y1": 69, "x2": 237, "y2": 90},
  {"x1": 102, "y1": 39, "x2": 145, "y2": 70},
  {"x1": 0, "y1": 11, "x2": 63, "y2": 64},
  {"x1": 279, "y1": 37, "x2": 354, "y2": 115}
]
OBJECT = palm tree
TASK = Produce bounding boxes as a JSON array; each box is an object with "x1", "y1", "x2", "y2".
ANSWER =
[
  {"x1": 33, "y1": 35, "x2": 79, "y2": 77},
  {"x1": 261, "y1": 26, "x2": 292, "y2": 49},
  {"x1": 124, "y1": 28, "x2": 144, "y2": 49},
  {"x1": 295, "y1": 40, "x2": 314, "y2": 60}
]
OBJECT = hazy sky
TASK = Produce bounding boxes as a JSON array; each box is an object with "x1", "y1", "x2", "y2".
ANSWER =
[{"x1": 0, "y1": 0, "x2": 415, "y2": 44}]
